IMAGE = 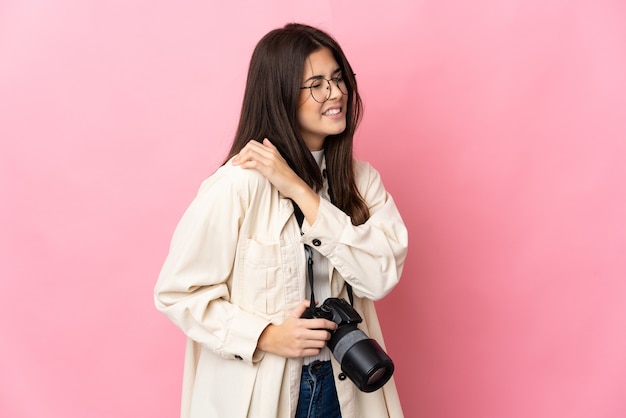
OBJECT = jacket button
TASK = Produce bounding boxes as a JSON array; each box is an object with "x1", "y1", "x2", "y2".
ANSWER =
[
  {"x1": 234, "y1": 355, "x2": 243, "y2": 360},
  {"x1": 338, "y1": 373, "x2": 347, "y2": 380},
  {"x1": 312, "y1": 239, "x2": 321, "y2": 246}
]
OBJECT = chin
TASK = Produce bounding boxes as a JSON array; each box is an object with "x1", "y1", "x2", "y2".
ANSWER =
[
  {"x1": 328, "y1": 121, "x2": 347, "y2": 135},
  {"x1": 332, "y1": 125, "x2": 347, "y2": 136}
]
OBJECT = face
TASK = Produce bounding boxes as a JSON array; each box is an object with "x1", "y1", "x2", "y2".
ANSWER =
[{"x1": 297, "y1": 47, "x2": 348, "y2": 151}]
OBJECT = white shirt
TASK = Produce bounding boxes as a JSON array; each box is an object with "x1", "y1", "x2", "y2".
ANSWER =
[{"x1": 304, "y1": 150, "x2": 331, "y2": 364}]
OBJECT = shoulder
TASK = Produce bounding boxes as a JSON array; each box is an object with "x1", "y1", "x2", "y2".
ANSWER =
[
  {"x1": 353, "y1": 158, "x2": 382, "y2": 188},
  {"x1": 353, "y1": 158, "x2": 375, "y2": 175},
  {"x1": 197, "y1": 159, "x2": 273, "y2": 200},
  {"x1": 352, "y1": 158, "x2": 390, "y2": 206}
]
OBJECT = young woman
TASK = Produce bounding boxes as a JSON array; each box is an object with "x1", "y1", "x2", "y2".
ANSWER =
[{"x1": 155, "y1": 23, "x2": 408, "y2": 418}]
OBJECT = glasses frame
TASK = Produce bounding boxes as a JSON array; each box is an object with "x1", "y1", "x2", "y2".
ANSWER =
[{"x1": 299, "y1": 75, "x2": 350, "y2": 103}]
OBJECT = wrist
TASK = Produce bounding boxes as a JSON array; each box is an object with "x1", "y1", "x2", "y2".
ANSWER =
[
  {"x1": 292, "y1": 186, "x2": 320, "y2": 224},
  {"x1": 257, "y1": 324, "x2": 275, "y2": 352}
]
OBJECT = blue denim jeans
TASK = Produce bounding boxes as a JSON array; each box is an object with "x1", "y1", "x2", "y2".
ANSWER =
[{"x1": 295, "y1": 360, "x2": 342, "y2": 418}]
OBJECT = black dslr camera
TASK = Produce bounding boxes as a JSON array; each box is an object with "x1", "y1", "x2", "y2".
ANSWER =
[{"x1": 302, "y1": 298, "x2": 394, "y2": 392}]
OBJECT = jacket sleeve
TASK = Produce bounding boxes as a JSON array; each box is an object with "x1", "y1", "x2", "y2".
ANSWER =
[
  {"x1": 154, "y1": 174, "x2": 270, "y2": 366},
  {"x1": 300, "y1": 161, "x2": 408, "y2": 300}
]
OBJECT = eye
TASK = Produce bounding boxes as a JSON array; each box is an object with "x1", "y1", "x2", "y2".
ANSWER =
[{"x1": 332, "y1": 76, "x2": 346, "y2": 87}]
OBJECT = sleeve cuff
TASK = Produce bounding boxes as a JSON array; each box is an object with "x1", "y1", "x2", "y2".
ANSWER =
[{"x1": 223, "y1": 308, "x2": 271, "y2": 365}]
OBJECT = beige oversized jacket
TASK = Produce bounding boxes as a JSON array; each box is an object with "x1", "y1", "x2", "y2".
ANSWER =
[{"x1": 155, "y1": 157, "x2": 408, "y2": 418}]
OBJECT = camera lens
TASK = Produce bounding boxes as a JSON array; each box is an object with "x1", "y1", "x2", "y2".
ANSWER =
[
  {"x1": 329, "y1": 328, "x2": 394, "y2": 392},
  {"x1": 367, "y1": 367, "x2": 388, "y2": 386},
  {"x1": 308, "y1": 298, "x2": 395, "y2": 392}
]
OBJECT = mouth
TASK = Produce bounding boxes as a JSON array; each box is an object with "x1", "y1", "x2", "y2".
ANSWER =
[{"x1": 322, "y1": 107, "x2": 342, "y2": 117}]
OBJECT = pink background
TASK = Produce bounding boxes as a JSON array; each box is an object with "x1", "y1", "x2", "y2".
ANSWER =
[{"x1": 2, "y1": 1, "x2": 625, "y2": 417}]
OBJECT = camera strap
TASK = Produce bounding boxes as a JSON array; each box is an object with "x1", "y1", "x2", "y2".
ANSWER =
[{"x1": 293, "y1": 202, "x2": 354, "y2": 311}]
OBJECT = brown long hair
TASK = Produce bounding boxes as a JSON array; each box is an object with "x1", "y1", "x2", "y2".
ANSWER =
[{"x1": 225, "y1": 23, "x2": 369, "y2": 225}]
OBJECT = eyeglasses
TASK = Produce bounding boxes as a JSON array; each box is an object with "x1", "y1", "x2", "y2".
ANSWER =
[{"x1": 300, "y1": 75, "x2": 349, "y2": 103}]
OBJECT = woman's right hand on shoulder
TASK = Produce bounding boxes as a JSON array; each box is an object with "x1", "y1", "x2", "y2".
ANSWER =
[
  {"x1": 231, "y1": 139, "x2": 320, "y2": 224},
  {"x1": 257, "y1": 300, "x2": 337, "y2": 358}
]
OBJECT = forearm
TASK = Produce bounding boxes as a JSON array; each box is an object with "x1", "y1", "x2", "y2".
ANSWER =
[
  {"x1": 301, "y1": 197, "x2": 408, "y2": 300},
  {"x1": 155, "y1": 283, "x2": 270, "y2": 364},
  {"x1": 290, "y1": 182, "x2": 321, "y2": 226}
]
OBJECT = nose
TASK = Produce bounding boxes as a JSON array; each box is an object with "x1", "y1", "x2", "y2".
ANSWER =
[{"x1": 326, "y1": 80, "x2": 342, "y2": 101}]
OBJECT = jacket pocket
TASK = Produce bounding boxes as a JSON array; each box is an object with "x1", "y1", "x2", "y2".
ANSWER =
[{"x1": 240, "y1": 238, "x2": 283, "y2": 315}]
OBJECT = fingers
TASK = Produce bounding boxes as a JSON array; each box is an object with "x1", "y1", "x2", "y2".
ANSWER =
[
  {"x1": 263, "y1": 137, "x2": 277, "y2": 150},
  {"x1": 233, "y1": 141, "x2": 268, "y2": 166},
  {"x1": 313, "y1": 319, "x2": 338, "y2": 332},
  {"x1": 290, "y1": 300, "x2": 312, "y2": 318},
  {"x1": 307, "y1": 332, "x2": 332, "y2": 348},
  {"x1": 291, "y1": 301, "x2": 338, "y2": 332},
  {"x1": 234, "y1": 139, "x2": 275, "y2": 160},
  {"x1": 232, "y1": 140, "x2": 287, "y2": 175}
]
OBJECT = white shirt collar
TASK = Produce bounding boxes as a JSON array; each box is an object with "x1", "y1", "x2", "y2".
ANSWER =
[{"x1": 311, "y1": 150, "x2": 324, "y2": 168}]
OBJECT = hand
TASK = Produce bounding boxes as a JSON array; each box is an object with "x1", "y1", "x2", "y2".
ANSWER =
[
  {"x1": 232, "y1": 139, "x2": 303, "y2": 198},
  {"x1": 232, "y1": 138, "x2": 320, "y2": 223},
  {"x1": 257, "y1": 300, "x2": 338, "y2": 358}
]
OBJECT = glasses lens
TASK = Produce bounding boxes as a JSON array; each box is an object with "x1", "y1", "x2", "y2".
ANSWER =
[
  {"x1": 334, "y1": 76, "x2": 348, "y2": 96},
  {"x1": 310, "y1": 79, "x2": 330, "y2": 103},
  {"x1": 308, "y1": 76, "x2": 348, "y2": 103}
]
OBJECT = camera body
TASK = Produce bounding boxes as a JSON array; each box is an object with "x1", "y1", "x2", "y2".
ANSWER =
[{"x1": 302, "y1": 298, "x2": 394, "y2": 392}]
